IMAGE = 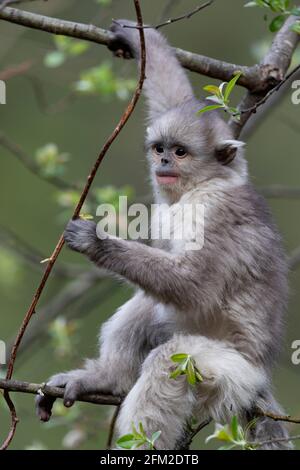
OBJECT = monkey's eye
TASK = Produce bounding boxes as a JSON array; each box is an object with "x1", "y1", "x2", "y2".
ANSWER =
[
  {"x1": 154, "y1": 144, "x2": 164, "y2": 154},
  {"x1": 175, "y1": 148, "x2": 187, "y2": 158}
]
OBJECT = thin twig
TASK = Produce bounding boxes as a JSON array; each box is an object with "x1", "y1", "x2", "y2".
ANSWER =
[
  {"x1": 106, "y1": 405, "x2": 121, "y2": 449},
  {"x1": 260, "y1": 185, "x2": 300, "y2": 199},
  {"x1": 0, "y1": 224, "x2": 89, "y2": 279},
  {"x1": 252, "y1": 434, "x2": 300, "y2": 448},
  {"x1": 255, "y1": 407, "x2": 300, "y2": 425},
  {"x1": 289, "y1": 246, "x2": 300, "y2": 271},
  {"x1": 0, "y1": 60, "x2": 33, "y2": 80},
  {"x1": 158, "y1": 0, "x2": 182, "y2": 23},
  {"x1": 237, "y1": 63, "x2": 300, "y2": 117},
  {"x1": 114, "y1": 1, "x2": 213, "y2": 30},
  {"x1": 0, "y1": 131, "x2": 82, "y2": 193},
  {"x1": 0, "y1": 379, "x2": 122, "y2": 406},
  {"x1": 0, "y1": 0, "x2": 146, "y2": 451},
  {"x1": 178, "y1": 418, "x2": 212, "y2": 450},
  {"x1": 230, "y1": 15, "x2": 300, "y2": 137}
]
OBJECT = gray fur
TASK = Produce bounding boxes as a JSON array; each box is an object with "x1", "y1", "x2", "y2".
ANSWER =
[{"x1": 36, "y1": 23, "x2": 292, "y2": 450}]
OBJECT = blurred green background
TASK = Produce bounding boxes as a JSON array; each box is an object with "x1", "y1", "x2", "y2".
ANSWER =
[{"x1": 0, "y1": 0, "x2": 299, "y2": 450}]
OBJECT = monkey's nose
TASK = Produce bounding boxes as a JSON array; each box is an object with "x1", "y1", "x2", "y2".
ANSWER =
[{"x1": 161, "y1": 157, "x2": 170, "y2": 165}]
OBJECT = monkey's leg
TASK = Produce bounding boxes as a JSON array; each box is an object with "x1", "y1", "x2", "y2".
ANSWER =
[
  {"x1": 115, "y1": 334, "x2": 269, "y2": 450},
  {"x1": 36, "y1": 291, "x2": 158, "y2": 421}
]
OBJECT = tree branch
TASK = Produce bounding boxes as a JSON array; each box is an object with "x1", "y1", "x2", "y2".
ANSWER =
[
  {"x1": 0, "y1": 224, "x2": 89, "y2": 279},
  {"x1": 0, "y1": 131, "x2": 83, "y2": 194},
  {"x1": 0, "y1": 0, "x2": 146, "y2": 451},
  {"x1": 0, "y1": 379, "x2": 122, "y2": 406},
  {"x1": 289, "y1": 246, "x2": 300, "y2": 271},
  {"x1": 230, "y1": 15, "x2": 300, "y2": 137},
  {"x1": 255, "y1": 407, "x2": 300, "y2": 425},
  {"x1": 117, "y1": 1, "x2": 213, "y2": 30},
  {"x1": 252, "y1": 434, "x2": 300, "y2": 448},
  {"x1": 0, "y1": 60, "x2": 32, "y2": 80},
  {"x1": 0, "y1": 5, "x2": 271, "y2": 90},
  {"x1": 260, "y1": 185, "x2": 300, "y2": 199},
  {"x1": 6, "y1": 274, "x2": 115, "y2": 358}
]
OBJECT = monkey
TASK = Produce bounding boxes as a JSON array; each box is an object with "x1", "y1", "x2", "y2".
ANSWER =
[{"x1": 36, "y1": 21, "x2": 292, "y2": 450}]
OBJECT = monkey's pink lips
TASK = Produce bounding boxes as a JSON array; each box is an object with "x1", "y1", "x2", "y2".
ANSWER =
[{"x1": 156, "y1": 172, "x2": 179, "y2": 185}]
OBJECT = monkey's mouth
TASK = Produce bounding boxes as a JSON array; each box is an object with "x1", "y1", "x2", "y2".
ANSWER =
[{"x1": 155, "y1": 171, "x2": 179, "y2": 185}]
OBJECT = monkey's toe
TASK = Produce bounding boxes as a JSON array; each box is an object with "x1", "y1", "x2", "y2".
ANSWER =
[
  {"x1": 35, "y1": 394, "x2": 56, "y2": 422},
  {"x1": 63, "y1": 379, "x2": 87, "y2": 408}
]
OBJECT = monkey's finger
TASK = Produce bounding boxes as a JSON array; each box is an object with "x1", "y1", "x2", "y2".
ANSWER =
[{"x1": 63, "y1": 380, "x2": 84, "y2": 408}]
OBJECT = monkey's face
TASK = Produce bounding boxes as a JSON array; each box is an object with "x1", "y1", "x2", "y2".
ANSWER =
[
  {"x1": 145, "y1": 107, "x2": 220, "y2": 198},
  {"x1": 151, "y1": 143, "x2": 189, "y2": 186},
  {"x1": 145, "y1": 102, "x2": 247, "y2": 200}
]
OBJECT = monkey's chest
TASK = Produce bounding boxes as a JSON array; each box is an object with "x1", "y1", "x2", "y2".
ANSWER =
[{"x1": 153, "y1": 302, "x2": 230, "y2": 341}]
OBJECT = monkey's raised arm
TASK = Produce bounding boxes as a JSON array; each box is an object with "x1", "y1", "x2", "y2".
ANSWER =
[{"x1": 109, "y1": 20, "x2": 194, "y2": 122}]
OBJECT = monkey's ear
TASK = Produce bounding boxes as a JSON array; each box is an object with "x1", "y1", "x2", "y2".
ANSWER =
[{"x1": 214, "y1": 140, "x2": 245, "y2": 165}]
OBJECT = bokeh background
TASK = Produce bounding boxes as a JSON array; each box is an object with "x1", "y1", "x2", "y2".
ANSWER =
[{"x1": 0, "y1": 0, "x2": 299, "y2": 450}]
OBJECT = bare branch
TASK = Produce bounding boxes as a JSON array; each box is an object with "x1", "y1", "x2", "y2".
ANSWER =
[
  {"x1": 242, "y1": 66, "x2": 300, "y2": 139},
  {"x1": 0, "y1": 379, "x2": 122, "y2": 406},
  {"x1": 0, "y1": 0, "x2": 146, "y2": 450},
  {"x1": 0, "y1": 131, "x2": 82, "y2": 193},
  {"x1": 0, "y1": 6, "x2": 114, "y2": 44},
  {"x1": 0, "y1": 5, "x2": 264, "y2": 90},
  {"x1": 0, "y1": 224, "x2": 90, "y2": 279},
  {"x1": 252, "y1": 434, "x2": 300, "y2": 448},
  {"x1": 289, "y1": 246, "x2": 300, "y2": 271},
  {"x1": 230, "y1": 15, "x2": 300, "y2": 138},
  {"x1": 178, "y1": 418, "x2": 212, "y2": 450},
  {"x1": 6, "y1": 273, "x2": 114, "y2": 358},
  {"x1": 106, "y1": 405, "x2": 121, "y2": 449},
  {"x1": 158, "y1": 0, "x2": 182, "y2": 23},
  {"x1": 260, "y1": 185, "x2": 300, "y2": 199},
  {"x1": 0, "y1": 60, "x2": 32, "y2": 80},
  {"x1": 233, "y1": 63, "x2": 300, "y2": 119},
  {"x1": 115, "y1": 1, "x2": 213, "y2": 30},
  {"x1": 255, "y1": 407, "x2": 300, "y2": 425}
]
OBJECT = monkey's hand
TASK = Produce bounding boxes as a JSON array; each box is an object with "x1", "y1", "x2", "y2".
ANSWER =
[
  {"x1": 108, "y1": 19, "x2": 145, "y2": 59},
  {"x1": 64, "y1": 219, "x2": 99, "y2": 255}
]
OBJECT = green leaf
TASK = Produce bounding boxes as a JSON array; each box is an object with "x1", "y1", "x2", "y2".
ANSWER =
[
  {"x1": 138, "y1": 422, "x2": 146, "y2": 437},
  {"x1": 291, "y1": 21, "x2": 300, "y2": 33},
  {"x1": 69, "y1": 42, "x2": 90, "y2": 56},
  {"x1": 205, "y1": 96, "x2": 224, "y2": 104},
  {"x1": 151, "y1": 431, "x2": 161, "y2": 444},
  {"x1": 218, "y1": 444, "x2": 237, "y2": 450},
  {"x1": 197, "y1": 104, "x2": 223, "y2": 115},
  {"x1": 231, "y1": 416, "x2": 239, "y2": 441},
  {"x1": 244, "y1": 1, "x2": 259, "y2": 7},
  {"x1": 195, "y1": 370, "x2": 204, "y2": 382},
  {"x1": 170, "y1": 353, "x2": 188, "y2": 363},
  {"x1": 169, "y1": 367, "x2": 183, "y2": 379},
  {"x1": 269, "y1": 14, "x2": 286, "y2": 31},
  {"x1": 44, "y1": 51, "x2": 65, "y2": 68},
  {"x1": 116, "y1": 434, "x2": 136, "y2": 449},
  {"x1": 95, "y1": 0, "x2": 111, "y2": 4},
  {"x1": 203, "y1": 85, "x2": 221, "y2": 96},
  {"x1": 291, "y1": 7, "x2": 300, "y2": 16},
  {"x1": 186, "y1": 359, "x2": 196, "y2": 385},
  {"x1": 224, "y1": 72, "x2": 243, "y2": 102}
]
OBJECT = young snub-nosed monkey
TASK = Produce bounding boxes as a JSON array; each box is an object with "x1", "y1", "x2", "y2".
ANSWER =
[{"x1": 36, "y1": 21, "x2": 291, "y2": 450}]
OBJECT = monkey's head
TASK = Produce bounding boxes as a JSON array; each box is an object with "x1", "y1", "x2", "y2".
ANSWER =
[{"x1": 145, "y1": 99, "x2": 247, "y2": 201}]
